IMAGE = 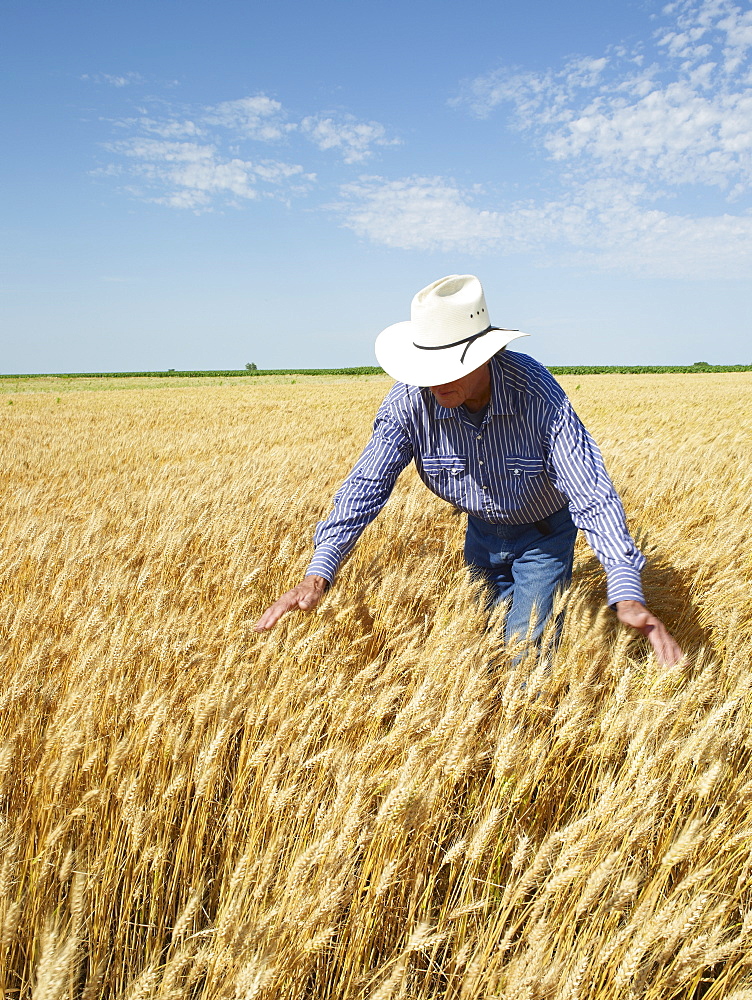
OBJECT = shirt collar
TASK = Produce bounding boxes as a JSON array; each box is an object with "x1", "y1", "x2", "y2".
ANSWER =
[{"x1": 431, "y1": 354, "x2": 516, "y2": 420}]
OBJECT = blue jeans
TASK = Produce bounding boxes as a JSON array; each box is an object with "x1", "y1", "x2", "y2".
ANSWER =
[{"x1": 464, "y1": 506, "x2": 577, "y2": 648}]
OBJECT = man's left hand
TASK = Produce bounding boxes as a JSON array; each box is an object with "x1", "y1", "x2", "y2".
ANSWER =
[{"x1": 615, "y1": 600, "x2": 684, "y2": 666}]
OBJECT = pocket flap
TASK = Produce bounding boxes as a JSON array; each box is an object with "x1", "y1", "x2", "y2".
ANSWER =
[
  {"x1": 506, "y1": 455, "x2": 544, "y2": 476},
  {"x1": 423, "y1": 454, "x2": 465, "y2": 476}
]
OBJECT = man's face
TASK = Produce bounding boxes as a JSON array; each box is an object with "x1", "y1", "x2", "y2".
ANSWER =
[{"x1": 428, "y1": 363, "x2": 491, "y2": 410}]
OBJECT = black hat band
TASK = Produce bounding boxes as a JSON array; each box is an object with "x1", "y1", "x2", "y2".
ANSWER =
[{"x1": 412, "y1": 326, "x2": 516, "y2": 365}]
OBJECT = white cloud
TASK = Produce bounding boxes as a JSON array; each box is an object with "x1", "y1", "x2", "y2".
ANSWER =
[
  {"x1": 453, "y1": 0, "x2": 752, "y2": 196},
  {"x1": 98, "y1": 93, "x2": 397, "y2": 208},
  {"x1": 660, "y1": 0, "x2": 752, "y2": 72},
  {"x1": 336, "y1": 174, "x2": 752, "y2": 278},
  {"x1": 543, "y1": 82, "x2": 752, "y2": 191},
  {"x1": 203, "y1": 96, "x2": 293, "y2": 141},
  {"x1": 108, "y1": 138, "x2": 314, "y2": 211},
  {"x1": 338, "y1": 176, "x2": 504, "y2": 252},
  {"x1": 81, "y1": 72, "x2": 145, "y2": 87},
  {"x1": 389, "y1": 0, "x2": 751, "y2": 277},
  {"x1": 300, "y1": 115, "x2": 399, "y2": 163},
  {"x1": 132, "y1": 117, "x2": 205, "y2": 139}
]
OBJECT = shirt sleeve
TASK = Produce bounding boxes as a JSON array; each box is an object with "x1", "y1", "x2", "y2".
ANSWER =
[
  {"x1": 305, "y1": 407, "x2": 414, "y2": 583},
  {"x1": 547, "y1": 398, "x2": 646, "y2": 606}
]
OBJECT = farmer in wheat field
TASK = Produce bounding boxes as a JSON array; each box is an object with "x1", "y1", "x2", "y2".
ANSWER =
[{"x1": 255, "y1": 274, "x2": 683, "y2": 666}]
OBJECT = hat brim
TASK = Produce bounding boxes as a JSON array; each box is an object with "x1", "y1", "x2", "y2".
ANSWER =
[{"x1": 375, "y1": 322, "x2": 529, "y2": 387}]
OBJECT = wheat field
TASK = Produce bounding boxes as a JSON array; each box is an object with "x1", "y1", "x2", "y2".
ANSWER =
[{"x1": 1, "y1": 371, "x2": 751, "y2": 1000}]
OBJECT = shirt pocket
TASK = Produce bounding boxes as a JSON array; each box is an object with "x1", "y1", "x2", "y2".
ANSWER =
[
  {"x1": 506, "y1": 455, "x2": 545, "y2": 489},
  {"x1": 421, "y1": 454, "x2": 467, "y2": 502}
]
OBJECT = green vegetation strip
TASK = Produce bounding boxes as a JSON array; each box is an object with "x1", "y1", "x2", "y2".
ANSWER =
[
  {"x1": 2, "y1": 364, "x2": 751, "y2": 379},
  {"x1": 0, "y1": 367, "x2": 384, "y2": 379},
  {"x1": 548, "y1": 364, "x2": 752, "y2": 374}
]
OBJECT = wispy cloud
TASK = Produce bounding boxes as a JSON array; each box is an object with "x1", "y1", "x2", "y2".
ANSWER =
[
  {"x1": 300, "y1": 115, "x2": 399, "y2": 164},
  {"x1": 81, "y1": 72, "x2": 145, "y2": 87},
  {"x1": 336, "y1": 0, "x2": 752, "y2": 278},
  {"x1": 337, "y1": 174, "x2": 752, "y2": 277},
  {"x1": 454, "y1": 0, "x2": 752, "y2": 199},
  {"x1": 96, "y1": 92, "x2": 398, "y2": 210},
  {"x1": 338, "y1": 176, "x2": 505, "y2": 253},
  {"x1": 125, "y1": 117, "x2": 205, "y2": 140},
  {"x1": 203, "y1": 96, "x2": 294, "y2": 142},
  {"x1": 105, "y1": 138, "x2": 314, "y2": 210}
]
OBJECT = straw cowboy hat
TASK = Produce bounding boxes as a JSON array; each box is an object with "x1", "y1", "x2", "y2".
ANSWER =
[{"x1": 375, "y1": 274, "x2": 528, "y2": 387}]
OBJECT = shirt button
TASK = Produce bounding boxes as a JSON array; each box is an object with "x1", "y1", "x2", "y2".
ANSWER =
[
  {"x1": 483, "y1": 485, "x2": 489, "y2": 491},
  {"x1": 514, "y1": 469, "x2": 521, "y2": 476},
  {"x1": 479, "y1": 460, "x2": 484, "y2": 466},
  {"x1": 476, "y1": 434, "x2": 482, "y2": 440}
]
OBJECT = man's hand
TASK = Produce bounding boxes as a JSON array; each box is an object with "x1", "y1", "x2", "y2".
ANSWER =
[
  {"x1": 615, "y1": 600, "x2": 684, "y2": 666},
  {"x1": 253, "y1": 575, "x2": 329, "y2": 632}
]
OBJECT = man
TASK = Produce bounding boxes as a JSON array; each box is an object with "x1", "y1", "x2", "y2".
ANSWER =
[{"x1": 255, "y1": 275, "x2": 682, "y2": 667}]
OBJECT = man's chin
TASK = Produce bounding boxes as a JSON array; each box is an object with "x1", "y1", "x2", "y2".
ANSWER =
[{"x1": 432, "y1": 393, "x2": 461, "y2": 407}]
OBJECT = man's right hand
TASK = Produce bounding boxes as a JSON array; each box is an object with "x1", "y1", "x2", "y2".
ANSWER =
[
  {"x1": 615, "y1": 600, "x2": 684, "y2": 666},
  {"x1": 253, "y1": 575, "x2": 329, "y2": 631}
]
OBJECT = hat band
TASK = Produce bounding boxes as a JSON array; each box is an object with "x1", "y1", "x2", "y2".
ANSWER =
[{"x1": 413, "y1": 326, "x2": 516, "y2": 365}]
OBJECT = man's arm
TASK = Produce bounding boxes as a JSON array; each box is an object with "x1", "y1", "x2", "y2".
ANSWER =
[
  {"x1": 548, "y1": 398, "x2": 646, "y2": 605},
  {"x1": 548, "y1": 399, "x2": 684, "y2": 665},
  {"x1": 254, "y1": 407, "x2": 414, "y2": 631}
]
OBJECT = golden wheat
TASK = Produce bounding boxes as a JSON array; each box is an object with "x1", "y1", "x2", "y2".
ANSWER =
[{"x1": 0, "y1": 371, "x2": 751, "y2": 999}]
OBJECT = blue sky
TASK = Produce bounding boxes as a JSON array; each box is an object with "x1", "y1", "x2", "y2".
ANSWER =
[{"x1": 1, "y1": 0, "x2": 751, "y2": 372}]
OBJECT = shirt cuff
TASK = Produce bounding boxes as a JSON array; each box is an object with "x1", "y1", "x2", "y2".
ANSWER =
[
  {"x1": 606, "y1": 565, "x2": 645, "y2": 607},
  {"x1": 305, "y1": 548, "x2": 339, "y2": 585}
]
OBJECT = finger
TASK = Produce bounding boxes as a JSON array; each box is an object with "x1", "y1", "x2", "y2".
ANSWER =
[
  {"x1": 658, "y1": 646, "x2": 682, "y2": 667},
  {"x1": 646, "y1": 624, "x2": 665, "y2": 649},
  {"x1": 648, "y1": 628, "x2": 684, "y2": 666},
  {"x1": 253, "y1": 595, "x2": 297, "y2": 631},
  {"x1": 665, "y1": 638, "x2": 685, "y2": 666},
  {"x1": 252, "y1": 608, "x2": 281, "y2": 631},
  {"x1": 253, "y1": 583, "x2": 323, "y2": 631}
]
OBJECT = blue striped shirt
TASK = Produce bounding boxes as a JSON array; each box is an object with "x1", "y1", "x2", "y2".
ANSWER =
[{"x1": 307, "y1": 351, "x2": 645, "y2": 606}]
